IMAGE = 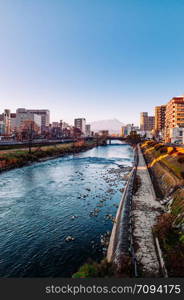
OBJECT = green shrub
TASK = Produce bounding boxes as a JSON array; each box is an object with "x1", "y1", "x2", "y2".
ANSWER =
[
  {"x1": 72, "y1": 263, "x2": 98, "y2": 278},
  {"x1": 72, "y1": 259, "x2": 115, "y2": 278}
]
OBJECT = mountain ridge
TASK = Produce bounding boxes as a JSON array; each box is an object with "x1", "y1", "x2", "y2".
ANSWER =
[{"x1": 90, "y1": 118, "x2": 124, "y2": 134}]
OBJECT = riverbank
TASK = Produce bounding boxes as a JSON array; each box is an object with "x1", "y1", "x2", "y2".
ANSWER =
[
  {"x1": 131, "y1": 145, "x2": 163, "y2": 277},
  {"x1": 72, "y1": 141, "x2": 184, "y2": 278},
  {"x1": 0, "y1": 141, "x2": 134, "y2": 277},
  {"x1": 0, "y1": 140, "x2": 97, "y2": 174},
  {"x1": 141, "y1": 140, "x2": 184, "y2": 277}
]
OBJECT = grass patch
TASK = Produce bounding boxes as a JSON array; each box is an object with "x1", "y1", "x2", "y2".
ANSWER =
[
  {"x1": 72, "y1": 256, "x2": 133, "y2": 278},
  {"x1": 142, "y1": 140, "x2": 184, "y2": 276},
  {"x1": 0, "y1": 141, "x2": 96, "y2": 172}
]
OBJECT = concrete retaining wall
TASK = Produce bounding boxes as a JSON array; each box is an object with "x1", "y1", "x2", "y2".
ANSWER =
[{"x1": 107, "y1": 147, "x2": 138, "y2": 275}]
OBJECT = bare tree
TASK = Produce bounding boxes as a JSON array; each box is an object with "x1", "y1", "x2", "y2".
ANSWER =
[{"x1": 20, "y1": 120, "x2": 40, "y2": 153}]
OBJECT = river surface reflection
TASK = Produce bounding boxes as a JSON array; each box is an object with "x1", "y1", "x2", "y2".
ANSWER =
[{"x1": 0, "y1": 141, "x2": 133, "y2": 277}]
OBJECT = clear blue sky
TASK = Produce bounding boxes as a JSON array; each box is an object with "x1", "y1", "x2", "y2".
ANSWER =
[{"x1": 1, "y1": 0, "x2": 184, "y2": 125}]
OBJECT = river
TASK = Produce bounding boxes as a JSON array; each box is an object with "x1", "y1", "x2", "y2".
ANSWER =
[{"x1": 0, "y1": 141, "x2": 133, "y2": 277}]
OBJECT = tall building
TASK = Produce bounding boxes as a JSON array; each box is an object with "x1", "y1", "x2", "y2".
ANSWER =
[
  {"x1": 155, "y1": 105, "x2": 166, "y2": 132},
  {"x1": 10, "y1": 113, "x2": 16, "y2": 133},
  {"x1": 3, "y1": 109, "x2": 11, "y2": 135},
  {"x1": 16, "y1": 108, "x2": 50, "y2": 133},
  {"x1": 16, "y1": 109, "x2": 41, "y2": 133},
  {"x1": 0, "y1": 109, "x2": 11, "y2": 136},
  {"x1": 74, "y1": 118, "x2": 86, "y2": 135},
  {"x1": 85, "y1": 124, "x2": 91, "y2": 136},
  {"x1": 140, "y1": 112, "x2": 149, "y2": 131},
  {"x1": 165, "y1": 96, "x2": 184, "y2": 142},
  {"x1": 148, "y1": 116, "x2": 155, "y2": 131},
  {"x1": 140, "y1": 112, "x2": 155, "y2": 131},
  {"x1": 27, "y1": 109, "x2": 50, "y2": 132},
  {"x1": 0, "y1": 114, "x2": 4, "y2": 135}
]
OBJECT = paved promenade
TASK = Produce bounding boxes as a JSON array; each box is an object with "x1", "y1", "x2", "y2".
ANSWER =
[{"x1": 132, "y1": 145, "x2": 163, "y2": 277}]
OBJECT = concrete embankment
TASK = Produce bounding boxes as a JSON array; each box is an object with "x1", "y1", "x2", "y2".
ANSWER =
[
  {"x1": 131, "y1": 145, "x2": 163, "y2": 277},
  {"x1": 107, "y1": 144, "x2": 165, "y2": 277},
  {"x1": 107, "y1": 167, "x2": 135, "y2": 262},
  {"x1": 107, "y1": 147, "x2": 138, "y2": 275}
]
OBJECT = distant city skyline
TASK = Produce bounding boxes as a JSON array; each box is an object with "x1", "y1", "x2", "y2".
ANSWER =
[{"x1": 1, "y1": 0, "x2": 184, "y2": 125}]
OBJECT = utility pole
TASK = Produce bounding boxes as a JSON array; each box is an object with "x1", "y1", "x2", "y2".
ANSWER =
[{"x1": 28, "y1": 122, "x2": 34, "y2": 154}]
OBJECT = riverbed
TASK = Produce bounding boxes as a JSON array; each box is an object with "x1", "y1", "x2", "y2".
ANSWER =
[{"x1": 0, "y1": 141, "x2": 133, "y2": 277}]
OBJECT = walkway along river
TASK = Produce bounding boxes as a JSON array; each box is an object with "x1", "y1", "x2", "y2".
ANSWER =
[{"x1": 0, "y1": 140, "x2": 133, "y2": 277}]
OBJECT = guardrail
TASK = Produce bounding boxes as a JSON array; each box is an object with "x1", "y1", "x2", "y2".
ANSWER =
[
  {"x1": 107, "y1": 146, "x2": 139, "y2": 277},
  {"x1": 152, "y1": 231, "x2": 168, "y2": 278}
]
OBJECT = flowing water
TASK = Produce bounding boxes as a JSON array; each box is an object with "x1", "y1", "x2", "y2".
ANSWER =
[{"x1": 0, "y1": 141, "x2": 133, "y2": 277}]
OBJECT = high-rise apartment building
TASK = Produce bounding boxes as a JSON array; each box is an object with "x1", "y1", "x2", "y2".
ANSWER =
[
  {"x1": 140, "y1": 112, "x2": 149, "y2": 131},
  {"x1": 140, "y1": 112, "x2": 155, "y2": 131},
  {"x1": 74, "y1": 118, "x2": 86, "y2": 135},
  {"x1": 165, "y1": 96, "x2": 184, "y2": 142},
  {"x1": 148, "y1": 116, "x2": 155, "y2": 131},
  {"x1": 85, "y1": 124, "x2": 91, "y2": 136},
  {"x1": 155, "y1": 105, "x2": 166, "y2": 132}
]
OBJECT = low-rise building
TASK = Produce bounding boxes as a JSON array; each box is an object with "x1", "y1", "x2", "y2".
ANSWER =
[
  {"x1": 169, "y1": 127, "x2": 184, "y2": 144},
  {"x1": 98, "y1": 130, "x2": 109, "y2": 136},
  {"x1": 121, "y1": 124, "x2": 136, "y2": 137}
]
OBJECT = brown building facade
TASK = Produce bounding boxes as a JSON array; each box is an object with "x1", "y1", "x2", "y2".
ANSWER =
[
  {"x1": 140, "y1": 112, "x2": 155, "y2": 131},
  {"x1": 155, "y1": 105, "x2": 166, "y2": 132},
  {"x1": 165, "y1": 96, "x2": 184, "y2": 142}
]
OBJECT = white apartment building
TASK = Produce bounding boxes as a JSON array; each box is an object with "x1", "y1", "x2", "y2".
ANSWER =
[
  {"x1": 16, "y1": 108, "x2": 50, "y2": 133},
  {"x1": 169, "y1": 127, "x2": 184, "y2": 144},
  {"x1": 27, "y1": 109, "x2": 50, "y2": 130},
  {"x1": 16, "y1": 109, "x2": 41, "y2": 133}
]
